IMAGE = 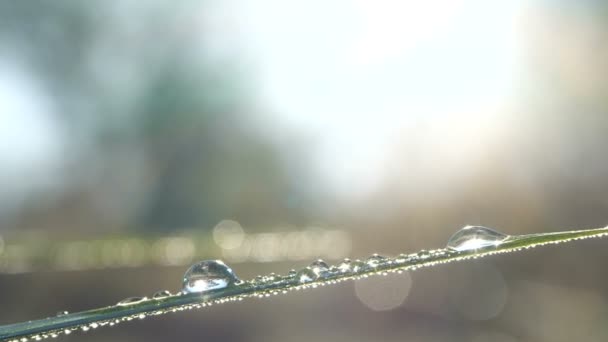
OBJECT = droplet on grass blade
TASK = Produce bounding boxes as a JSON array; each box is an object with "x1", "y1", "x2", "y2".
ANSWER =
[
  {"x1": 117, "y1": 297, "x2": 148, "y2": 306},
  {"x1": 447, "y1": 226, "x2": 509, "y2": 252},
  {"x1": 182, "y1": 260, "x2": 239, "y2": 294}
]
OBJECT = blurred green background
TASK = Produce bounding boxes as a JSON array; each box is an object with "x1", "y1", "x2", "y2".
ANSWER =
[{"x1": 1, "y1": 1, "x2": 608, "y2": 341}]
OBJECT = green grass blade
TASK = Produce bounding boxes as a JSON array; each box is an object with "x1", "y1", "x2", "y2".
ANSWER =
[{"x1": 1, "y1": 226, "x2": 607, "y2": 341}]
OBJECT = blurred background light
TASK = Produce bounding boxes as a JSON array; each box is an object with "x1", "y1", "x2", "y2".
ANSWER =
[
  {"x1": 213, "y1": 219, "x2": 245, "y2": 250},
  {"x1": 231, "y1": 0, "x2": 525, "y2": 195},
  {"x1": 354, "y1": 271, "x2": 413, "y2": 311}
]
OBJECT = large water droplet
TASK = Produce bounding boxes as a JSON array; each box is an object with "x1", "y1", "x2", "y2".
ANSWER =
[
  {"x1": 446, "y1": 226, "x2": 509, "y2": 252},
  {"x1": 296, "y1": 267, "x2": 317, "y2": 283},
  {"x1": 182, "y1": 259, "x2": 239, "y2": 294}
]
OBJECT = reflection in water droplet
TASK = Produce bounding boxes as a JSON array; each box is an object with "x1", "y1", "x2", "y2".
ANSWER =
[
  {"x1": 447, "y1": 226, "x2": 509, "y2": 252},
  {"x1": 117, "y1": 297, "x2": 148, "y2": 306},
  {"x1": 153, "y1": 290, "x2": 172, "y2": 299},
  {"x1": 56, "y1": 311, "x2": 69, "y2": 317},
  {"x1": 182, "y1": 260, "x2": 239, "y2": 294},
  {"x1": 296, "y1": 267, "x2": 317, "y2": 283}
]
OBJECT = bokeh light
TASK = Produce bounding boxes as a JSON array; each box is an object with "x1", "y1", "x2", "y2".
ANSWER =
[{"x1": 355, "y1": 272, "x2": 413, "y2": 311}]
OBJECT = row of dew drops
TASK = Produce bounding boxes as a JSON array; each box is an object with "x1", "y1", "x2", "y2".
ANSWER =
[{"x1": 7, "y1": 226, "x2": 509, "y2": 342}]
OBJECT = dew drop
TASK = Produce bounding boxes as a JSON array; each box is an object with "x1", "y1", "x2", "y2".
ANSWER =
[
  {"x1": 287, "y1": 269, "x2": 297, "y2": 277},
  {"x1": 446, "y1": 226, "x2": 509, "y2": 252},
  {"x1": 182, "y1": 259, "x2": 239, "y2": 294},
  {"x1": 153, "y1": 290, "x2": 172, "y2": 299},
  {"x1": 366, "y1": 254, "x2": 386, "y2": 267},
  {"x1": 117, "y1": 297, "x2": 147, "y2": 306},
  {"x1": 351, "y1": 259, "x2": 366, "y2": 272},
  {"x1": 56, "y1": 311, "x2": 68, "y2": 317},
  {"x1": 296, "y1": 267, "x2": 317, "y2": 283},
  {"x1": 309, "y1": 259, "x2": 330, "y2": 277},
  {"x1": 337, "y1": 258, "x2": 352, "y2": 273},
  {"x1": 417, "y1": 249, "x2": 431, "y2": 259}
]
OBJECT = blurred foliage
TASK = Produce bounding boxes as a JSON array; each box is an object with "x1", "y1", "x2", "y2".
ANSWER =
[{"x1": 0, "y1": 1, "x2": 310, "y2": 232}]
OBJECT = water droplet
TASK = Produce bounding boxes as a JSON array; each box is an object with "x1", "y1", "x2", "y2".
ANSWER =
[
  {"x1": 337, "y1": 258, "x2": 352, "y2": 272},
  {"x1": 446, "y1": 226, "x2": 509, "y2": 252},
  {"x1": 117, "y1": 297, "x2": 147, "y2": 306},
  {"x1": 366, "y1": 254, "x2": 386, "y2": 267},
  {"x1": 395, "y1": 254, "x2": 410, "y2": 263},
  {"x1": 56, "y1": 311, "x2": 68, "y2": 317},
  {"x1": 153, "y1": 290, "x2": 172, "y2": 299},
  {"x1": 182, "y1": 259, "x2": 239, "y2": 293},
  {"x1": 351, "y1": 259, "x2": 366, "y2": 272},
  {"x1": 296, "y1": 267, "x2": 317, "y2": 283},
  {"x1": 309, "y1": 259, "x2": 330, "y2": 277},
  {"x1": 417, "y1": 250, "x2": 431, "y2": 259}
]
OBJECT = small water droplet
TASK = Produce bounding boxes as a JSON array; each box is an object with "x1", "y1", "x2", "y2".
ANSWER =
[
  {"x1": 296, "y1": 267, "x2": 317, "y2": 283},
  {"x1": 395, "y1": 254, "x2": 410, "y2": 263},
  {"x1": 182, "y1": 260, "x2": 239, "y2": 294},
  {"x1": 337, "y1": 258, "x2": 352, "y2": 272},
  {"x1": 56, "y1": 311, "x2": 69, "y2": 317},
  {"x1": 351, "y1": 259, "x2": 366, "y2": 272},
  {"x1": 117, "y1": 297, "x2": 147, "y2": 306},
  {"x1": 366, "y1": 254, "x2": 386, "y2": 267},
  {"x1": 446, "y1": 226, "x2": 509, "y2": 252},
  {"x1": 153, "y1": 290, "x2": 172, "y2": 299},
  {"x1": 287, "y1": 269, "x2": 297, "y2": 277},
  {"x1": 309, "y1": 259, "x2": 330, "y2": 277},
  {"x1": 417, "y1": 249, "x2": 431, "y2": 259}
]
